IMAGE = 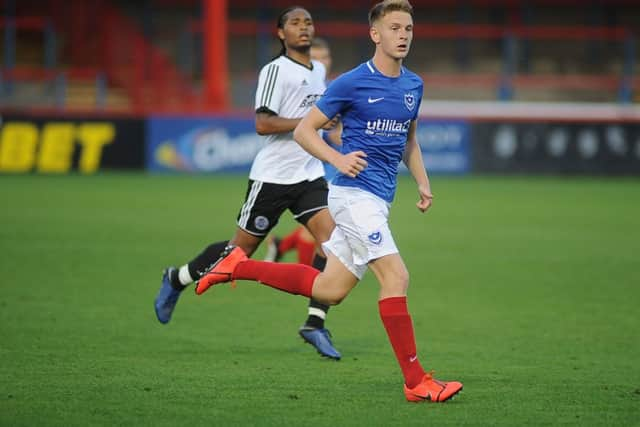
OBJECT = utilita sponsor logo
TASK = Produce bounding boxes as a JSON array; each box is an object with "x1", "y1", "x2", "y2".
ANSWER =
[{"x1": 365, "y1": 119, "x2": 411, "y2": 136}]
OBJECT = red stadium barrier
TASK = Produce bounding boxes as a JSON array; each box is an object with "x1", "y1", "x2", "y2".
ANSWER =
[
  {"x1": 219, "y1": 0, "x2": 640, "y2": 11},
  {"x1": 421, "y1": 73, "x2": 638, "y2": 91},
  {"x1": 1, "y1": 66, "x2": 102, "y2": 81},
  {"x1": 212, "y1": 19, "x2": 631, "y2": 41}
]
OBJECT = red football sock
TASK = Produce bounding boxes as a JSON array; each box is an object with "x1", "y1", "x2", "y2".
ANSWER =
[
  {"x1": 279, "y1": 228, "x2": 302, "y2": 253},
  {"x1": 296, "y1": 238, "x2": 316, "y2": 266},
  {"x1": 379, "y1": 296, "x2": 425, "y2": 388},
  {"x1": 233, "y1": 259, "x2": 318, "y2": 298}
]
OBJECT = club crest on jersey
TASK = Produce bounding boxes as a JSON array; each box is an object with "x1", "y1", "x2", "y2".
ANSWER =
[
  {"x1": 254, "y1": 216, "x2": 270, "y2": 231},
  {"x1": 368, "y1": 231, "x2": 382, "y2": 245},
  {"x1": 404, "y1": 92, "x2": 416, "y2": 111}
]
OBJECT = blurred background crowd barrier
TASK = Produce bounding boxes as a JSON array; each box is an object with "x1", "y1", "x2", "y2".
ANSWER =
[{"x1": 0, "y1": 0, "x2": 638, "y2": 175}]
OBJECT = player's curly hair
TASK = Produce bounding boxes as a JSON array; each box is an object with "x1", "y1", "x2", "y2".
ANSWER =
[{"x1": 368, "y1": 0, "x2": 413, "y2": 26}]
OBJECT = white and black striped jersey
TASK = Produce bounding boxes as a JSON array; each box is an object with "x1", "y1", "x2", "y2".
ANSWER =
[{"x1": 250, "y1": 55, "x2": 326, "y2": 184}]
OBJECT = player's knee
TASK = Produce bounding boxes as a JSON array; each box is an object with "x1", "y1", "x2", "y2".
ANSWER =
[
  {"x1": 325, "y1": 295, "x2": 346, "y2": 306},
  {"x1": 399, "y1": 269, "x2": 410, "y2": 288},
  {"x1": 312, "y1": 269, "x2": 353, "y2": 305},
  {"x1": 324, "y1": 288, "x2": 349, "y2": 306},
  {"x1": 401, "y1": 271, "x2": 410, "y2": 293},
  {"x1": 387, "y1": 268, "x2": 410, "y2": 294}
]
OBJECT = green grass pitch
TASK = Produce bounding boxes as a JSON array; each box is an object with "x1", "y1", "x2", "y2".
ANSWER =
[{"x1": 0, "y1": 173, "x2": 638, "y2": 426}]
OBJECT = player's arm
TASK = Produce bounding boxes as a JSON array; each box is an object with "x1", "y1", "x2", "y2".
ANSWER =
[
  {"x1": 324, "y1": 120, "x2": 343, "y2": 146},
  {"x1": 403, "y1": 120, "x2": 433, "y2": 213},
  {"x1": 294, "y1": 106, "x2": 366, "y2": 178},
  {"x1": 256, "y1": 110, "x2": 338, "y2": 136},
  {"x1": 255, "y1": 110, "x2": 301, "y2": 135},
  {"x1": 254, "y1": 62, "x2": 302, "y2": 136}
]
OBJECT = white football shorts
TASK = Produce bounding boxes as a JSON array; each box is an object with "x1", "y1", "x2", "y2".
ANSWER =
[{"x1": 322, "y1": 185, "x2": 399, "y2": 279}]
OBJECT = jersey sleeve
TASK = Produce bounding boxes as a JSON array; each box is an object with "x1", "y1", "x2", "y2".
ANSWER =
[
  {"x1": 315, "y1": 74, "x2": 353, "y2": 120},
  {"x1": 255, "y1": 62, "x2": 283, "y2": 115}
]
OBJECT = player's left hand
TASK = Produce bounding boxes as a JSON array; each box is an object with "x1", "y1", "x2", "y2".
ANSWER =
[{"x1": 416, "y1": 186, "x2": 433, "y2": 213}]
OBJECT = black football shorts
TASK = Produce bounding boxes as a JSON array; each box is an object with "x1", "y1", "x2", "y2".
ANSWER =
[{"x1": 236, "y1": 177, "x2": 328, "y2": 236}]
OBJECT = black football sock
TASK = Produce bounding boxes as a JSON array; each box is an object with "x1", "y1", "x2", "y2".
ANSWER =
[
  {"x1": 187, "y1": 240, "x2": 230, "y2": 280},
  {"x1": 168, "y1": 268, "x2": 184, "y2": 291},
  {"x1": 305, "y1": 254, "x2": 329, "y2": 329}
]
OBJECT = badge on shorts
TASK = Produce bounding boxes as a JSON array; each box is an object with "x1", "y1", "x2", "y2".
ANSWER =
[
  {"x1": 368, "y1": 231, "x2": 382, "y2": 245},
  {"x1": 404, "y1": 92, "x2": 416, "y2": 111},
  {"x1": 254, "y1": 216, "x2": 270, "y2": 231}
]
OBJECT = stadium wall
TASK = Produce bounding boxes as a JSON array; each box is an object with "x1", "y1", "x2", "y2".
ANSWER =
[{"x1": 1, "y1": 103, "x2": 639, "y2": 175}]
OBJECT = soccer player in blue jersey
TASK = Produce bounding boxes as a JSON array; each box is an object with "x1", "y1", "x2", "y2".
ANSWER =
[{"x1": 196, "y1": 0, "x2": 463, "y2": 402}]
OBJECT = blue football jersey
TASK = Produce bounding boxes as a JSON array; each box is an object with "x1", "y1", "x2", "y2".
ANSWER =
[{"x1": 315, "y1": 60, "x2": 423, "y2": 203}]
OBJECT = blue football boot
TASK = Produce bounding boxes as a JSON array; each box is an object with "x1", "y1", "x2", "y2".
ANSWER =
[
  {"x1": 154, "y1": 267, "x2": 182, "y2": 324},
  {"x1": 299, "y1": 327, "x2": 341, "y2": 360}
]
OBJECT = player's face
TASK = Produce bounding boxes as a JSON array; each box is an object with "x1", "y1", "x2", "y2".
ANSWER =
[
  {"x1": 278, "y1": 8, "x2": 314, "y2": 52},
  {"x1": 310, "y1": 46, "x2": 332, "y2": 74},
  {"x1": 372, "y1": 11, "x2": 413, "y2": 60}
]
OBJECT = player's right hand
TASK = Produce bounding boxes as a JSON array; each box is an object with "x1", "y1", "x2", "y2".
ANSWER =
[{"x1": 335, "y1": 151, "x2": 368, "y2": 178}]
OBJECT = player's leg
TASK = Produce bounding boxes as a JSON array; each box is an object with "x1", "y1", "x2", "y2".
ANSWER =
[
  {"x1": 302, "y1": 208, "x2": 333, "y2": 329},
  {"x1": 169, "y1": 241, "x2": 230, "y2": 290},
  {"x1": 323, "y1": 184, "x2": 461, "y2": 400},
  {"x1": 155, "y1": 179, "x2": 283, "y2": 324},
  {"x1": 368, "y1": 253, "x2": 422, "y2": 385},
  {"x1": 197, "y1": 179, "x2": 294, "y2": 288},
  {"x1": 155, "y1": 237, "x2": 231, "y2": 323},
  {"x1": 291, "y1": 178, "x2": 341, "y2": 358},
  {"x1": 197, "y1": 245, "x2": 359, "y2": 305},
  {"x1": 195, "y1": 207, "x2": 363, "y2": 304},
  {"x1": 164, "y1": 225, "x2": 263, "y2": 290},
  {"x1": 295, "y1": 227, "x2": 317, "y2": 265},
  {"x1": 369, "y1": 254, "x2": 463, "y2": 402},
  {"x1": 297, "y1": 210, "x2": 340, "y2": 357},
  {"x1": 195, "y1": 219, "x2": 362, "y2": 318},
  {"x1": 159, "y1": 230, "x2": 261, "y2": 298},
  {"x1": 194, "y1": 205, "x2": 366, "y2": 360},
  {"x1": 264, "y1": 226, "x2": 310, "y2": 263}
]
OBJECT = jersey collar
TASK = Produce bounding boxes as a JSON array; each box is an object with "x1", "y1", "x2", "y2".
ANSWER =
[
  {"x1": 283, "y1": 54, "x2": 314, "y2": 71},
  {"x1": 366, "y1": 60, "x2": 405, "y2": 77}
]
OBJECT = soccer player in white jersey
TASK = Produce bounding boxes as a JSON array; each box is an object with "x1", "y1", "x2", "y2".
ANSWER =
[
  {"x1": 154, "y1": 6, "x2": 342, "y2": 360},
  {"x1": 196, "y1": 0, "x2": 463, "y2": 402},
  {"x1": 264, "y1": 37, "x2": 340, "y2": 266}
]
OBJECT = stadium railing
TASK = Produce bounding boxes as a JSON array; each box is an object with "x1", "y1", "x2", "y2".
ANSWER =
[
  {"x1": 207, "y1": 19, "x2": 637, "y2": 104},
  {"x1": 1, "y1": 0, "x2": 637, "y2": 113}
]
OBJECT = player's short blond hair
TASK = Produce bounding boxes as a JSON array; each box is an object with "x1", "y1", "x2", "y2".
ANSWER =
[{"x1": 368, "y1": 0, "x2": 413, "y2": 26}]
